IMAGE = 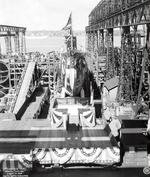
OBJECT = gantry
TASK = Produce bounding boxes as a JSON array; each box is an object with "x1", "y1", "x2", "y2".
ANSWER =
[
  {"x1": 86, "y1": 0, "x2": 150, "y2": 106},
  {"x1": 0, "y1": 25, "x2": 26, "y2": 55}
]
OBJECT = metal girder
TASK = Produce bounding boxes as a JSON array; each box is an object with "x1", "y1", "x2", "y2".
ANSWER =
[
  {"x1": 0, "y1": 26, "x2": 26, "y2": 55},
  {"x1": 86, "y1": 0, "x2": 150, "y2": 32},
  {"x1": 0, "y1": 34, "x2": 15, "y2": 37},
  {"x1": 0, "y1": 25, "x2": 26, "y2": 33}
]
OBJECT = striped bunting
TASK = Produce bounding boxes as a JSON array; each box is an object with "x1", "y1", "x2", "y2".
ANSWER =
[{"x1": 30, "y1": 147, "x2": 120, "y2": 165}]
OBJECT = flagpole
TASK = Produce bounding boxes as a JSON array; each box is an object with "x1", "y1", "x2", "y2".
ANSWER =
[
  {"x1": 61, "y1": 12, "x2": 73, "y2": 55},
  {"x1": 70, "y1": 12, "x2": 73, "y2": 52}
]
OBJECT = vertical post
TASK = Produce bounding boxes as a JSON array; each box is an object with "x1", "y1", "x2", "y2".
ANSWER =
[
  {"x1": 85, "y1": 31, "x2": 89, "y2": 51},
  {"x1": 146, "y1": 24, "x2": 150, "y2": 118},
  {"x1": 135, "y1": 49, "x2": 147, "y2": 116},
  {"x1": 91, "y1": 31, "x2": 94, "y2": 54},
  {"x1": 99, "y1": 29, "x2": 105, "y2": 55},
  {"x1": 23, "y1": 31, "x2": 26, "y2": 54},
  {"x1": 95, "y1": 30, "x2": 99, "y2": 83},
  {"x1": 14, "y1": 31, "x2": 20, "y2": 54},
  {"x1": 5, "y1": 32, "x2": 12, "y2": 55},
  {"x1": 8, "y1": 59, "x2": 12, "y2": 89},
  {"x1": 14, "y1": 61, "x2": 17, "y2": 89},
  {"x1": 95, "y1": 30, "x2": 98, "y2": 53},
  {"x1": 88, "y1": 31, "x2": 93, "y2": 70},
  {"x1": 118, "y1": 26, "x2": 133, "y2": 102},
  {"x1": 89, "y1": 31, "x2": 93, "y2": 52},
  {"x1": 20, "y1": 31, "x2": 26, "y2": 54},
  {"x1": 106, "y1": 28, "x2": 114, "y2": 79},
  {"x1": 94, "y1": 30, "x2": 98, "y2": 54},
  {"x1": 97, "y1": 29, "x2": 100, "y2": 53},
  {"x1": 48, "y1": 56, "x2": 50, "y2": 90},
  {"x1": 70, "y1": 13, "x2": 73, "y2": 51}
]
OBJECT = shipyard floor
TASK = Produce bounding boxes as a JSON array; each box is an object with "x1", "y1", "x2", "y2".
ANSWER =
[{"x1": 30, "y1": 167, "x2": 147, "y2": 177}]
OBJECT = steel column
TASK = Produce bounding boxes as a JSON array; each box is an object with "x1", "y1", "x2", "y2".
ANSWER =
[
  {"x1": 146, "y1": 24, "x2": 150, "y2": 113},
  {"x1": 20, "y1": 31, "x2": 26, "y2": 54},
  {"x1": 118, "y1": 26, "x2": 134, "y2": 102},
  {"x1": 5, "y1": 32, "x2": 12, "y2": 55},
  {"x1": 106, "y1": 28, "x2": 114, "y2": 79},
  {"x1": 98, "y1": 29, "x2": 105, "y2": 55},
  {"x1": 14, "y1": 32, "x2": 20, "y2": 54}
]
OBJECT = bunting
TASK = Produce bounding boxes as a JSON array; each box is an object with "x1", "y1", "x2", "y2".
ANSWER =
[
  {"x1": 30, "y1": 147, "x2": 120, "y2": 165},
  {"x1": 80, "y1": 110, "x2": 95, "y2": 127},
  {"x1": 51, "y1": 110, "x2": 63, "y2": 128}
]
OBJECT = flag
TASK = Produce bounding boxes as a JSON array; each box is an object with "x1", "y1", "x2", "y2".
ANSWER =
[
  {"x1": 62, "y1": 13, "x2": 72, "y2": 31},
  {"x1": 65, "y1": 35, "x2": 71, "y2": 42}
]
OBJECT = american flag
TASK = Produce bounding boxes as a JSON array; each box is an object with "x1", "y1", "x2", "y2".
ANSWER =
[{"x1": 62, "y1": 13, "x2": 72, "y2": 31}]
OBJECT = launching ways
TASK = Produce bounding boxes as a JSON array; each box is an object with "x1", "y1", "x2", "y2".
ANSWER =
[
  {"x1": 0, "y1": 60, "x2": 49, "y2": 123},
  {"x1": 20, "y1": 86, "x2": 49, "y2": 120},
  {"x1": 6, "y1": 60, "x2": 49, "y2": 120},
  {"x1": 13, "y1": 61, "x2": 36, "y2": 115}
]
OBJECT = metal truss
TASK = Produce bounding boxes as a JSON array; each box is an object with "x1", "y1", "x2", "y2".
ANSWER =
[
  {"x1": 86, "y1": 0, "x2": 150, "y2": 104},
  {"x1": 0, "y1": 25, "x2": 26, "y2": 55},
  {"x1": 86, "y1": 0, "x2": 150, "y2": 31}
]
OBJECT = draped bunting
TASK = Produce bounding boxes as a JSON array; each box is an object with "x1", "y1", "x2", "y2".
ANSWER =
[
  {"x1": 76, "y1": 148, "x2": 102, "y2": 163},
  {"x1": 51, "y1": 110, "x2": 64, "y2": 128},
  {"x1": 50, "y1": 110, "x2": 68, "y2": 128},
  {"x1": 30, "y1": 147, "x2": 120, "y2": 165},
  {"x1": 51, "y1": 148, "x2": 74, "y2": 164},
  {"x1": 32, "y1": 148, "x2": 51, "y2": 164},
  {"x1": 80, "y1": 110, "x2": 95, "y2": 127},
  {"x1": 95, "y1": 147, "x2": 120, "y2": 164}
]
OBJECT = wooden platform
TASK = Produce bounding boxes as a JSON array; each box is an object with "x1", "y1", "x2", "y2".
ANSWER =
[{"x1": 0, "y1": 120, "x2": 117, "y2": 154}]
